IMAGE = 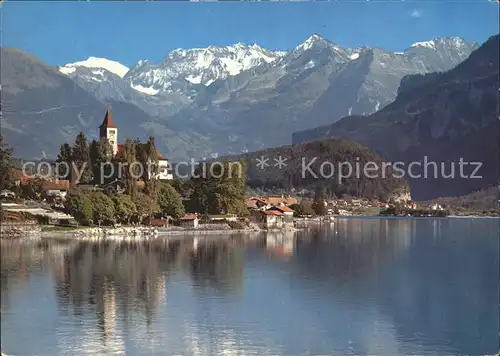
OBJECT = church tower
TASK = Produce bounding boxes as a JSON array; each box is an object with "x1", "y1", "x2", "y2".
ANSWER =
[{"x1": 99, "y1": 105, "x2": 118, "y2": 156}]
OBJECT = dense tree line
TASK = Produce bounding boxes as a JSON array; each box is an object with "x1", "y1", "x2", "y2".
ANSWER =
[
  {"x1": 64, "y1": 181, "x2": 185, "y2": 226},
  {"x1": 187, "y1": 160, "x2": 247, "y2": 216},
  {"x1": 237, "y1": 138, "x2": 409, "y2": 200}
]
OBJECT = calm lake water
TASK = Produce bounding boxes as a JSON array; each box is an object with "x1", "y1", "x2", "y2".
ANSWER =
[{"x1": 1, "y1": 218, "x2": 498, "y2": 356}]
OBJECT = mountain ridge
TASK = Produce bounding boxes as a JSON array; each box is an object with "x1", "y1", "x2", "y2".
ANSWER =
[
  {"x1": 2, "y1": 34, "x2": 480, "y2": 164},
  {"x1": 291, "y1": 34, "x2": 500, "y2": 200}
]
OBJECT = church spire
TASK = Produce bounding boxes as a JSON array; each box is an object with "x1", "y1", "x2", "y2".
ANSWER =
[
  {"x1": 99, "y1": 105, "x2": 118, "y2": 156},
  {"x1": 100, "y1": 105, "x2": 116, "y2": 129}
]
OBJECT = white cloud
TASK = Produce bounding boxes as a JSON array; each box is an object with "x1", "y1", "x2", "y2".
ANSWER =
[{"x1": 410, "y1": 9, "x2": 423, "y2": 18}]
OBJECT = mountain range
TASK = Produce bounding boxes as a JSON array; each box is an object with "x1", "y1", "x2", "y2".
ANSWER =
[
  {"x1": 2, "y1": 34, "x2": 478, "y2": 163},
  {"x1": 292, "y1": 34, "x2": 499, "y2": 200}
]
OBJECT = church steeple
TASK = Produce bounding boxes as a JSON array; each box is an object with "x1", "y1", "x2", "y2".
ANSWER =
[
  {"x1": 99, "y1": 105, "x2": 118, "y2": 156},
  {"x1": 100, "y1": 105, "x2": 116, "y2": 129}
]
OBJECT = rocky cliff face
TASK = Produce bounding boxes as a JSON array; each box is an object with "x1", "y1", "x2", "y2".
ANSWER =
[{"x1": 292, "y1": 34, "x2": 500, "y2": 200}]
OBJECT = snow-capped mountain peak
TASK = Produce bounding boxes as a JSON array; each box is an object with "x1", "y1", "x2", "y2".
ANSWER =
[
  {"x1": 411, "y1": 40, "x2": 437, "y2": 49},
  {"x1": 125, "y1": 42, "x2": 287, "y2": 91},
  {"x1": 409, "y1": 37, "x2": 472, "y2": 51},
  {"x1": 59, "y1": 34, "x2": 478, "y2": 104},
  {"x1": 59, "y1": 57, "x2": 130, "y2": 78},
  {"x1": 296, "y1": 34, "x2": 330, "y2": 52}
]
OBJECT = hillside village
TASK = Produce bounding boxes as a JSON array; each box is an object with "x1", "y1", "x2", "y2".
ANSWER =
[{"x1": 0, "y1": 108, "x2": 472, "y2": 238}]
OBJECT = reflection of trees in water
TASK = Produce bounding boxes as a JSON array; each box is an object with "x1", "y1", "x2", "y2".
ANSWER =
[
  {"x1": 293, "y1": 219, "x2": 413, "y2": 285},
  {"x1": 1, "y1": 240, "x2": 73, "y2": 307},
  {"x1": 54, "y1": 240, "x2": 182, "y2": 320},
  {"x1": 188, "y1": 237, "x2": 245, "y2": 295}
]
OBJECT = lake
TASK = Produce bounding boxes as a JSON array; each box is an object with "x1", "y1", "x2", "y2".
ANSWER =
[{"x1": 1, "y1": 218, "x2": 498, "y2": 355}]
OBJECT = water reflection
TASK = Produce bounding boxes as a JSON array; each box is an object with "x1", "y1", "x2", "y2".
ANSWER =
[{"x1": 1, "y1": 219, "x2": 498, "y2": 355}]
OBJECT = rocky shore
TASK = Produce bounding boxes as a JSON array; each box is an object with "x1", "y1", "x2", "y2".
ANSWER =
[
  {"x1": 41, "y1": 224, "x2": 265, "y2": 240},
  {"x1": 2, "y1": 222, "x2": 298, "y2": 241},
  {"x1": 0, "y1": 222, "x2": 41, "y2": 239}
]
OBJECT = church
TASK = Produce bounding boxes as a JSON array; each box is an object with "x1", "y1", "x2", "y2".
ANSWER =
[{"x1": 99, "y1": 107, "x2": 173, "y2": 180}]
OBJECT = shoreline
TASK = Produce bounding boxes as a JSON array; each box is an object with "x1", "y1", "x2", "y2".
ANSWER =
[{"x1": 38, "y1": 225, "x2": 300, "y2": 241}]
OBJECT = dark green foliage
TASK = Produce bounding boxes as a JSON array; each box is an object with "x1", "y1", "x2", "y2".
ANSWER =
[
  {"x1": 136, "y1": 136, "x2": 159, "y2": 197},
  {"x1": 119, "y1": 138, "x2": 138, "y2": 197},
  {"x1": 56, "y1": 143, "x2": 72, "y2": 180},
  {"x1": 237, "y1": 138, "x2": 408, "y2": 200},
  {"x1": 112, "y1": 194, "x2": 137, "y2": 224},
  {"x1": 71, "y1": 132, "x2": 92, "y2": 184},
  {"x1": 89, "y1": 139, "x2": 113, "y2": 185},
  {"x1": 156, "y1": 182, "x2": 185, "y2": 220},
  {"x1": 0, "y1": 136, "x2": 14, "y2": 191},
  {"x1": 88, "y1": 192, "x2": 115, "y2": 226},
  {"x1": 189, "y1": 160, "x2": 247, "y2": 215},
  {"x1": 312, "y1": 186, "x2": 327, "y2": 215},
  {"x1": 290, "y1": 200, "x2": 315, "y2": 216},
  {"x1": 170, "y1": 178, "x2": 192, "y2": 198},
  {"x1": 133, "y1": 192, "x2": 158, "y2": 223},
  {"x1": 65, "y1": 191, "x2": 93, "y2": 226},
  {"x1": 20, "y1": 177, "x2": 45, "y2": 199}
]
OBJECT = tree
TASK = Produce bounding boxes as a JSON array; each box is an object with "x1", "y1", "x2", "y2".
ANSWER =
[
  {"x1": 119, "y1": 138, "x2": 138, "y2": 197},
  {"x1": 56, "y1": 143, "x2": 72, "y2": 180},
  {"x1": 157, "y1": 182, "x2": 185, "y2": 220},
  {"x1": 136, "y1": 136, "x2": 159, "y2": 197},
  {"x1": 20, "y1": 177, "x2": 45, "y2": 200},
  {"x1": 189, "y1": 160, "x2": 247, "y2": 215},
  {"x1": 89, "y1": 138, "x2": 113, "y2": 185},
  {"x1": 0, "y1": 136, "x2": 14, "y2": 191},
  {"x1": 112, "y1": 194, "x2": 137, "y2": 224},
  {"x1": 71, "y1": 132, "x2": 92, "y2": 184},
  {"x1": 133, "y1": 192, "x2": 158, "y2": 224},
  {"x1": 65, "y1": 191, "x2": 93, "y2": 226},
  {"x1": 89, "y1": 192, "x2": 115, "y2": 226},
  {"x1": 312, "y1": 186, "x2": 327, "y2": 215},
  {"x1": 291, "y1": 200, "x2": 315, "y2": 216}
]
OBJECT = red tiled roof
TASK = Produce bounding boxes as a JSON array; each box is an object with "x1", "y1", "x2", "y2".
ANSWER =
[
  {"x1": 262, "y1": 210, "x2": 284, "y2": 216},
  {"x1": 43, "y1": 180, "x2": 70, "y2": 191},
  {"x1": 181, "y1": 214, "x2": 198, "y2": 220},
  {"x1": 149, "y1": 218, "x2": 168, "y2": 227},
  {"x1": 246, "y1": 198, "x2": 258, "y2": 208},
  {"x1": 260, "y1": 196, "x2": 298, "y2": 206},
  {"x1": 100, "y1": 106, "x2": 116, "y2": 129},
  {"x1": 157, "y1": 152, "x2": 167, "y2": 160},
  {"x1": 273, "y1": 206, "x2": 295, "y2": 213}
]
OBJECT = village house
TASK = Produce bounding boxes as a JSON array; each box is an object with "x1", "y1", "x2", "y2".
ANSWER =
[
  {"x1": 406, "y1": 201, "x2": 417, "y2": 210},
  {"x1": 246, "y1": 195, "x2": 298, "y2": 212},
  {"x1": 269, "y1": 205, "x2": 294, "y2": 226},
  {"x1": 251, "y1": 209, "x2": 285, "y2": 229},
  {"x1": 250, "y1": 205, "x2": 294, "y2": 230},
  {"x1": 180, "y1": 214, "x2": 199, "y2": 228},
  {"x1": 430, "y1": 203, "x2": 444, "y2": 211},
  {"x1": 100, "y1": 106, "x2": 173, "y2": 181},
  {"x1": 149, "y1": 217, "x2": 169, "y2": 227},
  {"x1": 43, "y1": 180, "x2": 70, "y2": 200}
]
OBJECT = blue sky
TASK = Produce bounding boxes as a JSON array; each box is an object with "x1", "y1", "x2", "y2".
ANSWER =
[{"x1": 2, "y1": 1, "x2": 498, "y2": 67}]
